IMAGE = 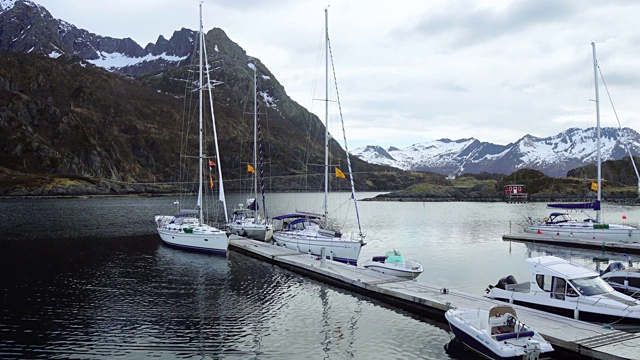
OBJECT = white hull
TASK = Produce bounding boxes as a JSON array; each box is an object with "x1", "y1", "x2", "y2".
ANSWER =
[
  {"x1": 362, "y1": 259, "x2": 423, "y2": 279},
  {"x1": 229, "y1": 222, "x2": 273, "y2": 241},
  {"x1": 486, "y1": 286, "x2": 640, "y2": 329},
  {"x1": 156, "y1": 217, "x2": 228, "y2": 254},
  {"x1": 272, "y1": 230, "x2": 362, "y2": 265},
  {"x1": 524, "y1": 223, "x2": 640, "y2": 243}
]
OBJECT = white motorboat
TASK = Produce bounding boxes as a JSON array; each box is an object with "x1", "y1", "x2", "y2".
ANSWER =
[
  {"x1": 362, "y1": 250, "x2": 423, "y2": 279},
  {"x1": 523, "y1": 43, "x2": 640, "y2": 244},
  {"x1": 227, "y1": 65, "x2": 272, "y2": 242},
  {"x1": 272, "y1": 9, "x2": 365, "y2": 265},
  {"x1": 485, "y1": 256, "x2": 640, "y2": 330},
  {"x1": 600, "y1": 260, "x2": 640, "y2": 299},
  {"x1": 445, "y1": 305, "x2": 553, "y2": 360},
  {"x1": 154, "y1": 4, "x2": 229, "y2": 254}
]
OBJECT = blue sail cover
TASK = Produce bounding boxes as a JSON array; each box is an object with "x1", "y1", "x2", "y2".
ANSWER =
[
  {"x1": 547, "y1": 200, "x2": 601, "y2": 211},
  {"x1": 272, "y1": 213, "x2": 323, "y2": 221}
]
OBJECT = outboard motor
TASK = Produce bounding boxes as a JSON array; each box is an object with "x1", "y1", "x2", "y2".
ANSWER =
[{"x1": 486, "y1": 275, "x2": 517, "y2": 292}]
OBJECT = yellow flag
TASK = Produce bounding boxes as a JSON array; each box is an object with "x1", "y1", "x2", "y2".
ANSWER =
[
  {"x1": 335, "y1": 167, "x2": 345, "y2": 179},
  {"x1": 247, "y1": 164, "x2": 255, "y2": 173},
  {"x1": 209, "y1": 174, "x2": 214, "y2": 188},
  {"x1": 591, "y1": 182, "x2": 598, "y2": 191}
]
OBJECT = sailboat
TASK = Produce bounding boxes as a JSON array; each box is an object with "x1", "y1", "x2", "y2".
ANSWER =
[
  {"x1": 272, "y1": 8, "x2": 366, "y2": 265},
  {"x1": 228, "y1": 65, "x2": 273, "y2": 241},
  {"x1": 154, "y1": 4, "x2": 229, "y2": 254},
  {"x1": 524, "y1": 42, "x2": 640, "y2": 243}
]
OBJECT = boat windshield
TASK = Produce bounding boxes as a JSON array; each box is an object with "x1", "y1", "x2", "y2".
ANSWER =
[{"x1": 569, "y1": 276, "x2": 614, "y2": 296}]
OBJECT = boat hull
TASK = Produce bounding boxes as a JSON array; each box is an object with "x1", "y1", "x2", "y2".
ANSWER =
[
  {"x1": 362, "y1": 261, "x2": 422, "y2": 279},
  {"x1": 272, "y1": 231, "x2": 361, "y2": 265},
  {"x1": 524, "y1": 223, "x2": 640, "y2": 243},
  {"x1": 487, "y1": 289, "x2": 640, "y2": 330},
  {"x1": 229, "y1": 223, "x2": 273, "y2": 241},
  {"x1": 157, "y1": 228, "x2": 228, "y2": 254}
]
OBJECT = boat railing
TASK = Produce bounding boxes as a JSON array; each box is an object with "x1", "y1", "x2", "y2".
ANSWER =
[
  {"x1": 343, "y1": 231, "x2": 367, "y2": 242},
  {"x1": 505, "y1": 283, "x2": 530, "y2": 292}
]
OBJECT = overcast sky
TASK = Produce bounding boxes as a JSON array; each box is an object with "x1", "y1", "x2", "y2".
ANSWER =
[{"x1": 33, "y1": 0, "x2": 640, "y2": 149}]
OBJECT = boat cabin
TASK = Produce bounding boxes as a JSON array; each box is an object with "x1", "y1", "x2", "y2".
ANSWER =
[{"x1": 529, "y1": 256, "x2": 614, "y2": 299}]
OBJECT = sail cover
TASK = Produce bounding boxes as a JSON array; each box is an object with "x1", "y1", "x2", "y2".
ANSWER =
[{"x1": 547, "y1": 200, "x2": 601, "y2": 211}]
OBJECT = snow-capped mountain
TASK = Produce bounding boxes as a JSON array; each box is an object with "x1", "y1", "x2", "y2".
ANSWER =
[
  {"x1": 0, "y1": 0, "x2": 208, "y2": 75},
  {"x1": 352, "y1": 127, "x2": 640, "y2": 177}
]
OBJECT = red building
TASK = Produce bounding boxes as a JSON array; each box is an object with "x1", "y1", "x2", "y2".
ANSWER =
[{"x1": 504, "y1": 184, "x2": 527, "y2": 202}]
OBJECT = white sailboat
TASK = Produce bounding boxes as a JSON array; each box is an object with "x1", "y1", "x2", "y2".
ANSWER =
[
  {"x1": 272, "y1": 8, "x2": 366, "y2": 265},
  {"x1": 524, "y1": 42, "x2": 640, "y2": 243},
  {"x1": 154, "y1": 4, "x2": 229, "y2": 254},
  {"x1": 228, "y1": 65, "x2": 273, "y2": 241}
]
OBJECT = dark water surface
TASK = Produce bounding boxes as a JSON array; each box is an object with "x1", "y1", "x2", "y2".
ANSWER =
[{"x1": 2, "y1": 194, "x2": 639, "y2": 359}]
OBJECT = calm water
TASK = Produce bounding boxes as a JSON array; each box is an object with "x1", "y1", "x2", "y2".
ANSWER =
[{"x1": 2, "y1": 193, "x2": 639, "y2": 359}]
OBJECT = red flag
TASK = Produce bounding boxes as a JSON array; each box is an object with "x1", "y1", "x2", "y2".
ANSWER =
[{"x1": 209, "y1": 160, "x2": 216, "y2": 167}]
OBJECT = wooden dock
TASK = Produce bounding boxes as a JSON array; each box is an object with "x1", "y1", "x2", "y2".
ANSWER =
[
  {"x1": 503, "y1": 232, "x2": 640, "y2": 254},
  {"x1": 230, "y1": 236, "x2": 640, "y2": 360}
]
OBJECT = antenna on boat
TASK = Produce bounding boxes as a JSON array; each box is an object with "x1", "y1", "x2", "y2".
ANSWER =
[
  {"x1": 323, "y1": 6, "x2": 330, "y2": 227},
  {"x1": 592, "y1": 42, "x2": 602, "y2": 224}
]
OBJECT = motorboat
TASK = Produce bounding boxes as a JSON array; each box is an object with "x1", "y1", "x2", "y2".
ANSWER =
[
  {"x1": 485, "y1": 256, "x2": 640, "y2": 330},
  {"x1": 445, "y1": 305, "x2": 553, "y2": 360},
  {"x1": 600, "y1": 260, "x2": 640, "y2": 299},
  {"x1": 362, "y1": 250, "x2": 423, "y2": 279}
]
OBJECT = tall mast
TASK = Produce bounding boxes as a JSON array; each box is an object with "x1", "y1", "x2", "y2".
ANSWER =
[
  {"x1": 197, "y1": 3, "x2": 204, "y2": 224},
  {"x1": 592, "y1": 42, "x2": 602, "y2": 223},
  {"x1": 253, "y1": 66, "x2": 258, "y2": 208},
  {"x1": 323, "y1": 7, "x2": 329, "y2": 227}
]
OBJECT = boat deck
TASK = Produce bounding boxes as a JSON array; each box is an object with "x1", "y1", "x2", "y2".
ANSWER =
[
  {"x1": 503, "y1": 232, "x2": 640, "y2": 254},
  {"x1": 230, "y1": 236, "x2": 640, "y2": 360}
]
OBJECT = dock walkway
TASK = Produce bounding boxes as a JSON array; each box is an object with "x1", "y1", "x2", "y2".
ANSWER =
[
  {"x1": 502, "y1": 232, "x2": 640, "y2": 254},
  {"x1": 230, "y1": 236, "x2": 640, "y2": 360}
]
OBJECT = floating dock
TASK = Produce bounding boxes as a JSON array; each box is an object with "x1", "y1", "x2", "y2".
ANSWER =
[
  {"x1": 503, "y1": 232, "x2": 640, "y2": 254},
  {"x1": 229, "y1": 236, "x2": 640, "y2": 360}
]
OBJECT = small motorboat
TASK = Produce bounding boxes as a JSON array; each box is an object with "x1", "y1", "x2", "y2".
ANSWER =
[
  {"x1": 445, "y1": 305, "x2": 554, "y2": 360},
  {"x1": 600, "y1": 260, "x2": 640, "y2": 299},
  {"x1": 362, "y1": 250, "x2": 423, "y2": 279}
]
